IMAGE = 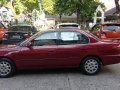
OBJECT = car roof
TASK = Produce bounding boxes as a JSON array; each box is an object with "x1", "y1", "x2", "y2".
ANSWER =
[
  {"x1": 95, "y1": 22, "x2": 120, "y2": 25},
  {"x1": 10, "y1": 24, "x2": 34, "y2": 27},
  {"x1": 40, "y1": 29, "x2": 89, "y2": 37},
  {"x1": 57, "y1": 23, "x2": 80, "y2": 26}
]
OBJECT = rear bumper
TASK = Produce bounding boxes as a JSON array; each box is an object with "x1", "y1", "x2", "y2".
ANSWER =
[{"x1": 102, "y1": 54, "x2": 120, "y2": 65}]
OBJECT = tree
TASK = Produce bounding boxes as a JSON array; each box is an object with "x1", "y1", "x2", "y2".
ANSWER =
[
  {"x1": 115, "y1": 0, "x2": 120, "y2": 12},
  {"x1": 0, "y1": 0, "x2": 8, "y2": 5},
  {"x1": 41, "y1": 0, "x2": 54, "y2": 14},
  {"x1": 54, "y1": 0, "x2": 104, "y2": 24},
  {"x1": 0, "y1": 0, "x2": 55, "y2": 15}
]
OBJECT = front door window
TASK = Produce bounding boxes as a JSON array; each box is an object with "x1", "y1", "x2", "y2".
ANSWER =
[{"x1": 31, "y1": 32, "x2": 58, "y2": 46}]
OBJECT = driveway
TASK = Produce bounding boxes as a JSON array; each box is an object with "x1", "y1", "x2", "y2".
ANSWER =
[{"x1": 0, "y1": 64, "x2": 120, "y2": 90}]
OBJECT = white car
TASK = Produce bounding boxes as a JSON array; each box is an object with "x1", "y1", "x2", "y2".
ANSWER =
[{"x1": 56, "y1": 23, "x2": 80, "y2": 29}]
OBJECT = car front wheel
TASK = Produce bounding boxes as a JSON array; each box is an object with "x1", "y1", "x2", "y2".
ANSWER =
[
  {"x1": 0, "y1": 58, "x2": 16, "y2": 78},
  {"x1": 81, "y1": 56, "x2": 102, "y2": 75}
]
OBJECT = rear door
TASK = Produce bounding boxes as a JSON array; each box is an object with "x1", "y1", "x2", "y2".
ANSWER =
[{"x1": 55, "y1": 31, "x2": 89, "y2": 67}]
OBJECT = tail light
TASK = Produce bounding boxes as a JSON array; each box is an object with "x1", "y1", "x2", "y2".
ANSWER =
[
  {"x1": 101, "y1": 33, "x2": 107, "y2": 39},
  {"x1": 24, "y1": 34, "x2": 32, "y2": 38}
]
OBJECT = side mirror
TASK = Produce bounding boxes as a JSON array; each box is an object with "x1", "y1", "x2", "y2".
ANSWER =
[{"x1": 23, "y1": 42, "x2": 32, "y2": 47}]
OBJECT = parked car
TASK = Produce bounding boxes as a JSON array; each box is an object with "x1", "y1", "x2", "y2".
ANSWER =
[
  {"x1": 0, "y1": 22, "x2": 7, "y2": 43},
  {"x1": 91, "y1": 23, "x2": 120, "y2": 41},
  {"x1": 2, "y1": 25, "x2": 38, "y2": 44},
  {"x1": 56, "y1": 23, "x2": 80, "y2": 29},
  {"x1": 0, "y1": 29, "x2": 120, "y2": 78}
]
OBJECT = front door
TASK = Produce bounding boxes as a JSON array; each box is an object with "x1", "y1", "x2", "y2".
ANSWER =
[{"x1": 18, "y1": 31, "x2": 59, "y2": 69}]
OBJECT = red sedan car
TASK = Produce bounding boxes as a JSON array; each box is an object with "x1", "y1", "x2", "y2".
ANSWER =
[{"x1": 0, "y1": 29, "x2": 120, "y2": 78}]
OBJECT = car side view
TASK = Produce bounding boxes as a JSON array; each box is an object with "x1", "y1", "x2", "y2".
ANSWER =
[{"x1": 0, "y1": 29, "x2": 120, "y2": 78}]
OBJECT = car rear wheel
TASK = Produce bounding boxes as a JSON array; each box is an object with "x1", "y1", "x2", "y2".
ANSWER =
[
  {"x1": 81, "y1": 56, "x2": 102, "y2": 75},
  {"x1": 0, "y1": 58, "x2": 16, "y2": 78}
]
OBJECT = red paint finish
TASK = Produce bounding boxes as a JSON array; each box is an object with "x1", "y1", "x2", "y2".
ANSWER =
[
  {"x1": 0, "y1": 22, "x2": 6, "y2": 41},
  {"x1": 0, "y1": 29, "x2": 120, "y2": 70}
]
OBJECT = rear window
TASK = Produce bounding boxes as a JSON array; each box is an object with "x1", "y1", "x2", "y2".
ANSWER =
[
  {"x1": 59, "y1": 25, "x2": 79, "y2": 28},
  {"x1": 103, "y1": 24, "x2": 120, "y2": 30},
  {"x1": 8, "y1": 26, "x2": 36, "y2": 32}
]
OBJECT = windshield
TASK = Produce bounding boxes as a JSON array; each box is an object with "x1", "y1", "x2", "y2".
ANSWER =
[
  {"x1": 18, "y1": 31, "x2": 42, "y2": 46},
  {"x1": 59, "y1": 24, "x2": 79, "y2": 28}
]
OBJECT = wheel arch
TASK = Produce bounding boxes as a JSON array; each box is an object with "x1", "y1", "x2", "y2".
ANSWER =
[
  {"x1": 80, "y1": 55, "x2": 103, "y2": 66},
  {"x1": 0, "y1": 56, "x2": 17, "y2": 70}
]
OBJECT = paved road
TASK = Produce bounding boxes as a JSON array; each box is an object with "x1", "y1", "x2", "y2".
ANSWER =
[{"x1": 0, "y1": 64, "x2": 120, "y2": 90}]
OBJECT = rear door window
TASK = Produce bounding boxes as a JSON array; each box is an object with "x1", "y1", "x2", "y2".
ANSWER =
[{"x1": 59, "y1": 31, "x2": 89, "y2": 45}]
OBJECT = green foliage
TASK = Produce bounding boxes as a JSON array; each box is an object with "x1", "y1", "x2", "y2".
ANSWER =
[
  {"x1": 13, "y1": 0, "x2": 27, "y2": 14},
  {"x1": 21, "y1": 0, "x2": 39, "y2": 13},
  {"x1": 0, "y1": 0, "x2": 8, "y2": 5},
  {"x1": 20, "y1": 0, "x2": 54, "y2": 14},
  {"x1": 54, "y1": 0, "x2": 105, "y2": 22},
  {"x1": 0, "y1": 0, "x2": 105, "y2": 21},
  {"x1": 41, "y1": 0, "x2": 54, "y2": 14}
]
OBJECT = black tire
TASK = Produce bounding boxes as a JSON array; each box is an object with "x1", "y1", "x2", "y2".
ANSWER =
[
  {"x1": 0, "y1": 58, "x2": 16, "y2": 78},
  {"x1": 80, "y1": 56, "x2": 102, "y2": 75}
]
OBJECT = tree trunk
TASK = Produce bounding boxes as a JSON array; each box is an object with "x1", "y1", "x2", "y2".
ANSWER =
[
  {"x1": 59, "y1": 15, "x2": 62, "y2": 23},
  {"x1": 7, "y1": 0, "x2": 17, "y2": 25},
  {"x1": 115, "y1": 0, "x2": 120, "y2": 12},
  {"x1": 76, "y1": 4, "x2": 80, "y2": 24}
]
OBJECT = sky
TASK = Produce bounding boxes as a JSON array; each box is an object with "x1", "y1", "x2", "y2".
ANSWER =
[{"x1": 99, "y1": 0, "x2": 116, "y2": 11}]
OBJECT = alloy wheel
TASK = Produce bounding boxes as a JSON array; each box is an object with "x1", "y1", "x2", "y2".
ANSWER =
[{"x1": 0, "y1": 61, "x2": 12, "y2": 76}]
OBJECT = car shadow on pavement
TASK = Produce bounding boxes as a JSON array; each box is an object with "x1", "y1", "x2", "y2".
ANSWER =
[
  {"x1": 17, "y1": 68, "x2": 81, "y2": 75},
  {"x1": 15, "y1": 66, "x2": 117, "y2": 77}
]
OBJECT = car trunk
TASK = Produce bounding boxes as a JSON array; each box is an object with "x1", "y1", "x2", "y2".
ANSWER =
[
  {"x1": 102, "y1": 24, "x2": 120, "y2": 39},
  {"x1": 5, "y1": 31, "x2": 30, "y2": 40}
]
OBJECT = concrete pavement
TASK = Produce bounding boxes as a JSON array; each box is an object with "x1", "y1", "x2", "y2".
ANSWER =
[{"x1": 0, "y1": 64, "x2": 120, "y2": 90}]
